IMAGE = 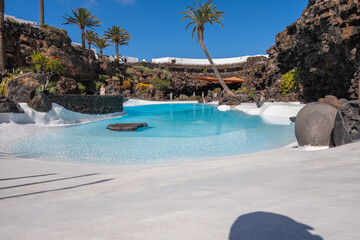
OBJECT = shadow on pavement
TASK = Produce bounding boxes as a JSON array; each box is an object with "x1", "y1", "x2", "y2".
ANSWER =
[
  {"x1": 0, "y1": 178, "x2": 114, "y2": 200},
  {"x1": 229, "y1": 211, "x2": 323, "y2": 240}
]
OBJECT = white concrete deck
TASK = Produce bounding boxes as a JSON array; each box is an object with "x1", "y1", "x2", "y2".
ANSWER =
[{"x1": 0, "y1": 142, "x2": 359, "y2": 239}]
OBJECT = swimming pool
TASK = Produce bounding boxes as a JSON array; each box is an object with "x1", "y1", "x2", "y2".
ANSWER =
[{"x1": 8, "y1": 104, "x2": 296, "y2": 165}]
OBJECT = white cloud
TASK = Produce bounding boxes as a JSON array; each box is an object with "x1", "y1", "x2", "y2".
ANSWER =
[
  {"x1": 82, "y1": 0, "x2": 98, "y2": 8},
  {"x1": 115, "y1": 0, "x2": 135, "y2": 5}
]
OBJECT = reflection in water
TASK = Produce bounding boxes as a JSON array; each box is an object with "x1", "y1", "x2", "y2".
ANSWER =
[{"x1": 229, "y1": 212, "x2": 323, "y2": 240}]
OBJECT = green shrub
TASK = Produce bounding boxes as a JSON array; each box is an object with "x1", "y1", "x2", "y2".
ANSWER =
[
  {"x1": 213, "y1": 87, "x2": 221, "y2": 93},
  {"x1": 231, "y1": 89, "x2": 235, "y2": 93},
  {"x1": 77, "y1": 83, "x2": 86, "y2": 93},
  {"x1": 40, "y1": 23, "x2": 49, "y2": 28},
  {"x1": 98, "y1": 74, "x2": 109, "y2": 81},
  {"x1": 151, "y1": 78, "x2": 171, "y2": 91},
  {"x1": 196, "y1": 96, "x2": 201, "y2": 100},
  {"x1": 0, "y1": 74, "x2": 16, "y2": 95},
  {"x1": 35, "y1": 84, "x2": 57, "y2": 95},
  {"x1": 280, "y1": 68, "x2": 302, "y2": 96},
  {"x1": 248, "y1": 92, "x2": 254, "y2": 100},
  {"x1": 161, "y1": 69, "x2": 173, "y2": 80},
  {"x1": 241, "y1": 87, "x2": 247, "y2": 92},
  {"x1": 126, "y1": 67, "x2": 137, "y2": 75}
]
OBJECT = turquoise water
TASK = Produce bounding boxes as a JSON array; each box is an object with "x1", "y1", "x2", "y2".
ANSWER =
[{"x1": 8, "y1": 104, "x2": 296, "y2": 165}]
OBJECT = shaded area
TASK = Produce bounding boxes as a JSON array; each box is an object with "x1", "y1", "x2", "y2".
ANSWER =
[
  {"x1": 0, "y1": 173, "x2": 99, "y2": 190},
  {"x1": 229, "y1": 212, "x2": 323, "y2": 240},
  {"x1": 0, "y1": 173, "x2": 57, "y2": 181},
  {"x1": 0, "y1": 178, "x2": 114, "y2": 200}
]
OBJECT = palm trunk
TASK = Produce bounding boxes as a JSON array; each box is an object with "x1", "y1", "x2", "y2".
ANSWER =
[
  {"x1": 81, "y1": 27, "x2": 85, "y2": 48},
  {"x1": 115, "y1": 42, "x2": 119, "y2": 60},
  {"x1": 88, "y1": 42, "x2": 91, "y2": 50},
  {"x1": 39, "y1": 0, "x2": 44, "y2": 26},
  {"x1": 198, "y1": 31, "x2": 234, "y2": 97},
  {"x1": 99, "y1": 49, "x2": 103, "y2": 59},
  {"x1": 0, "y1": 0, "x2": 5, "y2": 72}
]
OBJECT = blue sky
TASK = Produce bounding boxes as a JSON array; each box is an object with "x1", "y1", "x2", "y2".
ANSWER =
[{"x1": 5, "y1": 0, "x2": 308, "y2": 61}]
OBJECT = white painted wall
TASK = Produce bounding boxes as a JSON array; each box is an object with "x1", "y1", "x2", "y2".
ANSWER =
[
  {"x1": 5, "y1": 14, "x2": 37, "y2": 26},
  {"x1": 109, "y1": 55, "x2": 139, "y2": 63},
  {"x1": 152, "y1": 55, "x2": 268, "y2": 65}
]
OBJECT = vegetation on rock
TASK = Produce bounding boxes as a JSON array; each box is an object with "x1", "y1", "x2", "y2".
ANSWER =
[
  {"x1": 280, "y1": 68, "x2": 301, "y2": 97},
  {"x1": 151, "y1": 77, "x2": 171, "y2": 91},
  {"x1": 31, "y1": 50, "x2": 66, "y2": 89}
]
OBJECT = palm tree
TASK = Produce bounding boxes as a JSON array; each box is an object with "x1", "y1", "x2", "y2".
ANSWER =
[
  {"x1": 39, "y1": 0, "x2": 44, "y2": 26},
  {"x1": 181, "y1": 0, "x2": 234, "y2": 96},
  {"x1": 94, "y1": 37, "x2": 110, "y2": 59},
  {"x1": 104, "y1": 25, "x2": 131, "y2": 61},
  {"x1": 85, "y1": 30, "x2": 98, "y2": 50},
  {"x1": 0, "y1": 0, "x2": 5, "y2": 72},
  {"x1": 63, "y1": 8, "x2": 101, "y2": 48}
]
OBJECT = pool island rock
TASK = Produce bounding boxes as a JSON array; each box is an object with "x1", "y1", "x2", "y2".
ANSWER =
[{"x1": 106, "y1": 123, "x2": 148, "y2": 131}]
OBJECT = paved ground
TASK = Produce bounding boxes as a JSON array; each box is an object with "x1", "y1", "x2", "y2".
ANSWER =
[{"x1": 1, "y1": 142, "x2": 359, "y2": 240}]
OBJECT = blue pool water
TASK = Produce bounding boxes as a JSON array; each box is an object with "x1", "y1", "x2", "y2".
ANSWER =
[{"x1": 8, "y1": 104, "x2": 296, "y2": 165}]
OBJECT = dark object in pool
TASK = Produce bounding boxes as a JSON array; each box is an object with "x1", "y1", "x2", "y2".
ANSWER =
[{"x1": 107, "y1": 123, "x2": 148, "y2": 131}]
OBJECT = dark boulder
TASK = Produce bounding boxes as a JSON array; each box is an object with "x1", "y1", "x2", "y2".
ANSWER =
[
  {"x1": 28, "y1": 92, "x2": 52, "y2": 112},
  {"x1": 332, "y1": 100, "x2": 360, "y2": 147},
  {"x1": 4, "y1": 72, "x2": 43, "y2": 102},
  {"x1": 56, "y1": 77, "x2": 79, "y2": 94},
  {"x1": 107, "y1": 123, "x2": 148, "y2": 131},
  {"x1": 256, "y1": 100, "x2": 265, "y2": 108},
  {"x1": 295, "y1": 102, "x2": 337, "y2": 147},
  {"x1": 289, "y1": 117, "x2": 296, "y2": 122},
  {"x1": 317, "y1": 95, "x2": 342, "y2": 109},
  {"x1": 219, "y1": 94, "x2": 241, "y2": 106}
]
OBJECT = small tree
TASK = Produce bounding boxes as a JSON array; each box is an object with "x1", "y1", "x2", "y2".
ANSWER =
[{"x1": 31, "y1": 51, "x2": 66, "y2": 89}]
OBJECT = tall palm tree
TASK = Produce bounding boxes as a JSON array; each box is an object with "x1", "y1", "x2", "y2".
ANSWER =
[
  {"x1": 63, "y1": 8, "x2": 101, "y2": 48},
  {"x1": 0, "y1": 0, "x2": 5, "y2": 72},
  {"x1": 94, "y1": 37, "x2": 110, "y2": 60},
  {"x1": 181, "y1": 0, "x2": 234, "y2": 96},
  {"x1": 39, "y1": 0, "x2": 44, "y2": 26},
  {"x1": 85, "y1": 29, "x2": 98, "y2": 50},
  {"x1": 104, "y1": 25, "x2": 131, "y2": 61}
]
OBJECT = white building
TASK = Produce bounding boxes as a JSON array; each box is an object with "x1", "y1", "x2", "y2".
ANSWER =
[
  {"x1": 152, "y1": 55, "x2": 268, "y2": 65},
  {"x1": 109, "y1": 55, "x2": 139, "y2": 63},
  {"x1": 4, "y1": 14, "x2": 38, "y2": 26}
]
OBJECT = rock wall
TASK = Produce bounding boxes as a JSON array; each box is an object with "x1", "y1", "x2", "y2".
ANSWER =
[
  {"x1": 49, "y1": 95, "x2": 123, "y2": 114},
  {"x1": 3, "y1": 20, "x2": 121, "y2": 82},
  {"x1": 267, "y1": 0, "x2": 360, "y2": 101}
]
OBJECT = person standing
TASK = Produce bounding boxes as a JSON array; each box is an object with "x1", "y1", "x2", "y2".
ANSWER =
[
  {"x1": 100, "y1": 85, "x2": 106, "y2": 95},
  {"x1": 170, "y1": 92, "x2": 173, "y2": 101}
]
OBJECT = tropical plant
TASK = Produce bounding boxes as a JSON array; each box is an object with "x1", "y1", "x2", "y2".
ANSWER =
[
  {"x1": 30, "y1": 51, "x2": 66, "y2": 89},
  {"x1": 62, "y1": 8, "x2": 101, "y2": 48},
  {"x1": 0, "y1": 0, "x2": 5, "y2": 72},
  {"x1": 181, "y1": 0, "x2": 234, "y2": 96},
  {"x1": 85, "y1": 29, "x2": 98, "y2": 50},
  {"x1": 94, "y1": 37, "x2": 110, "y2": 59},
  {"x1": 280, "y1": 68, "x2": 302, "y2": 97},
  {"x1": 104, "y1": 25, "x2": 131, "y2": 61},
  {"x1": 39, "y1": 0, "x2": 44, "y2": 26}
]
